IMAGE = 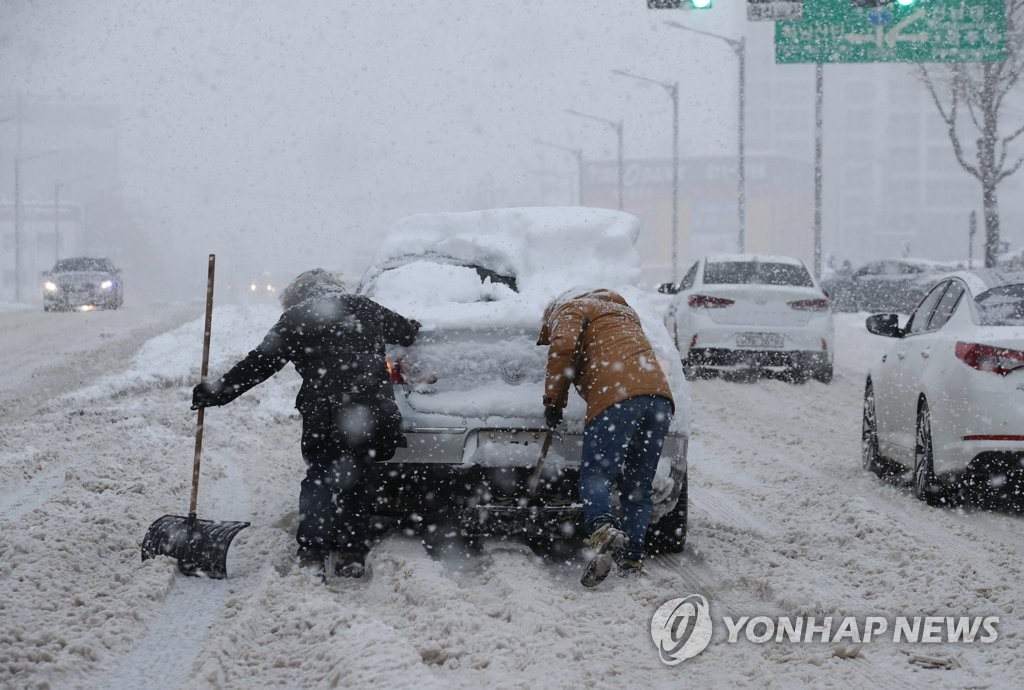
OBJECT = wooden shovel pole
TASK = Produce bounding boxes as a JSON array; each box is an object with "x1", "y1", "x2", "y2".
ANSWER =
[
  {"x1": 527, "y1": 429, "x2": 554, "y2": 496},
  {"x1": 189, "y1": 254, "x2": 216, "y2": 517}
]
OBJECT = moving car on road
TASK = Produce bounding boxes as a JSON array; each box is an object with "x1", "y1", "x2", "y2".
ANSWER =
[
  {"x1": 42, "y1": 256, "x2": 123, "y2": 312},
  {"x1": 665, "y1": 253, "x2": 835, "y2": 383},
  {"x1": 862, "y1": 270, "x2": 1024, "y2": 506},
  {"x1": 358, "y1": 207, "x2": 691, "y2": 555}
]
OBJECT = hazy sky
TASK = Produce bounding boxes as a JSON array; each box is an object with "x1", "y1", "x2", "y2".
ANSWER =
[{"x1": 0, "y1": 1, "x2": 744, "y2": 285}]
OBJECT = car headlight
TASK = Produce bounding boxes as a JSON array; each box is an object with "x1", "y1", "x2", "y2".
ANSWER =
[
  {"x1": 100, "y1": 280, "x2": 113, "y2": 290},
  {"x1": 44, "y1": 281, "x2": 58, "y2": 292}
]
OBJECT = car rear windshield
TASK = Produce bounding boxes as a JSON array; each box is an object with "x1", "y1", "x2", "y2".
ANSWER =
[
  {"x1": 976, "y1": 285, "x2": 1024, "y2": 326},
  {"x1": 703, "y1": 261, "x2": 814, "y2": 287},
  {"x1": 54, "y1": 258, "x2": 114, "y2": 272}
]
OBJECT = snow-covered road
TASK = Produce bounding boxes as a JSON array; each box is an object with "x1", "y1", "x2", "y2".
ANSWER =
[{"x1": 2, "y1": 304, "x2": 1021, "y2": 689}]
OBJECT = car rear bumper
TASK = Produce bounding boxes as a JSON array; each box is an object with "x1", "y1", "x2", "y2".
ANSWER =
[
  {"x1": 687, "y1": 347, "x2": 830, "y2": 370},
  {"x1": 369, "y1": 427, "x2": 688, "y2": 530}
]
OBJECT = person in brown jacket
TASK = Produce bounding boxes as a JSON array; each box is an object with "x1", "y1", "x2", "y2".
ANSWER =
[{"x1": 537, "y1": 288, "x2": 674, "y2": 586}]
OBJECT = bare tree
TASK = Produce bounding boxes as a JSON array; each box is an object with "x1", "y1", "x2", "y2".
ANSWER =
[{"x1": 919, "y1": 0, "x2": 1024, "y2": 267}]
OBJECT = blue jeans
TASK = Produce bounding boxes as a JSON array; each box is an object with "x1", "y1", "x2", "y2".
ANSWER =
[{"x1": 579, "y1": 395, "x2": 673, "y2": 560}]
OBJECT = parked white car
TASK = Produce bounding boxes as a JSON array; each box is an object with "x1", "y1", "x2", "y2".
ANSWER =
[
  {"x1": 665, "y1": 254, "x2": 835, "y2": 383},
  {"x1": 862, "y1": 270, "x2": 1024, "y2": 507},
  {"x1": 357, "y1": 207, "x2": 692, "y2": 554}
]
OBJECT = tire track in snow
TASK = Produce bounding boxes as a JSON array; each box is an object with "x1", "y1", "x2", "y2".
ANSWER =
[{"x1": 92, "y1": 453, "x2": 253, "y2": 690}]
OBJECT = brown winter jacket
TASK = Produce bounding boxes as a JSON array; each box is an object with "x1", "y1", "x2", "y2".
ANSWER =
[{"x1": 538, "y1": 288, "x2": 674, "y2": 425}]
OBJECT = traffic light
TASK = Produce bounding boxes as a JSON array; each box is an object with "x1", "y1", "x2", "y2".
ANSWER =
[{"x1": 647, "y1": 0, "x2": 713, "y2": 8}]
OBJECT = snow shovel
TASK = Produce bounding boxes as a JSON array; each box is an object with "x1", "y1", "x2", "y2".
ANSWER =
[{"x1": 141, "y1": 254, "x2": 249, "y2": 579}]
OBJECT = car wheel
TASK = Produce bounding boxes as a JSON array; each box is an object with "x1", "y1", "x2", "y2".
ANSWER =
[
  {"x1": 646, "y1": 473, "x2": 687, "y2": 555},
  {"x1": 812, "y1": 361, "x2": 833, "y2": 384},
  {"x1": 913, "y1": 400, "x2": 947, "y2": 506},
  {"x1": 862, "y1": 381, "x2": 882, "y2": 475}
]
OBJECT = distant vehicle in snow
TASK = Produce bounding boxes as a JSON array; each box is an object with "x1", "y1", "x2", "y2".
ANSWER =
[
  {"x1": 821, "y1": 259, "x2": 956, "y2": 314},
  {"x1": 42, "y1": 256, "x2": 123, "y2": 312},
  {"x1": 357, "y1": 207, "x2": 691, "y2": 555},
  {"x1": 665, "y1": 253, "x2": 835, "y2": 383},
  {"x1": 863, "y1": 270, "x2": 1024, "y2": 507}
]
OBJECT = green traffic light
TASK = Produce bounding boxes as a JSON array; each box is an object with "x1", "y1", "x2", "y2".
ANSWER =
[
  {"x1": 691, "y1": 0, "x2": 712, "y2": 7},
  {"x1": 895, "y1": 0, "x2": 915, "y2": 6}
]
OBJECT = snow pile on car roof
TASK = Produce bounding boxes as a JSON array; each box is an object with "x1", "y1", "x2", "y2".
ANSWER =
[{"x1": 369, "y1": 207, "x2": 642, "y2": 298}]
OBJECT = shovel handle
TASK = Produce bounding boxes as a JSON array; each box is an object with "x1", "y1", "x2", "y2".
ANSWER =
[
  {"x1": 189, "y1": 254, "x2": 216, "y2": 516},
  {"x1": 526, "y1": 429, "x2": 554, "y2": 496}
]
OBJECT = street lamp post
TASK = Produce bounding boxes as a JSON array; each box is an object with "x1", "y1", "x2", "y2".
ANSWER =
[
  {"x1": 664, "y1": 20, "x2": 746, "y2": 253},
  {"x1": 612, "y1": 69, "x2": 680, "y2": 283},
  {"x1": 14, "y1": 150, "x2": 57, "y2": 302},
  {"x1": 534, "y1": 138, "x2": 585, "y2": 205},
  {"x1": 564, "y1": 109, "x2": 624, "y2": 211}
]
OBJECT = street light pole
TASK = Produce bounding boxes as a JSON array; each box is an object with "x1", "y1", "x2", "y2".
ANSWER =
[
  {"x1": 534, "y1": 139, "x2": 585, "y2": 205},
  {"x1": 14, "y1": 150, "x2": 57, "y2": 302},
  {"x1": 564, "y1": 109, "x2": 624, "y2": 211},
  {"x1": 665, "y1": 20, "x2": 747, "y2": 253},
  {"x1": 612, "y1": 69, "x2": 680, "y2": 283}
]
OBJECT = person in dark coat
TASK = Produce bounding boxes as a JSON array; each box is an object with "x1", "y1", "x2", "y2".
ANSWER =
[{"x1": 191, "y1": 268, "x2": 419, "y2": 579}]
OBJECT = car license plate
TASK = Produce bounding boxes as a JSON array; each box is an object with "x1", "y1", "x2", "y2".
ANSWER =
[{"x1": 736, "y1": 332, "x2": 784, "y2": 349}]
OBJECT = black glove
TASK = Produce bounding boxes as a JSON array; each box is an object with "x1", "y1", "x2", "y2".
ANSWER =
[
  {"x1": 409, "y1": 319, "x2": 422, "y2": 333},
  {"x1": 544, "y1": 405, "x2": 563, "y2": 429},
  {"x1": 191, "y1": 380, "x2": 224, "y2": 410}
]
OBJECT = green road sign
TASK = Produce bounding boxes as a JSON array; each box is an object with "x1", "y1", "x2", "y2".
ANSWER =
[{"x1": 775, "y1": 0, "x2": 1007, "y2": 64}]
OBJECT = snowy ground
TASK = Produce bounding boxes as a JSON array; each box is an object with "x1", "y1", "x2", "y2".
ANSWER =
[{"x1": 2, "y1": 303, "x2": 1023, "y2": 689}]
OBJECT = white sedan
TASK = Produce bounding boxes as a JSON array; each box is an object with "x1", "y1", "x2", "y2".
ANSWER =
[
  {"x1": 862, "y1": 270, "x2": 1024, "y2": 506},
  {"x1": 665, "y1": 253, "x2": 835, "y2": 383}
]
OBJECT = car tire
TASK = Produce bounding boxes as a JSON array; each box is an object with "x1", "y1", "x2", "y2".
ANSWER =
[
  {"x1": 862, "y1": 380, "x2": 883, "y2": 476},
  {"x1": 646, "y1": 473, "x2": 687, "y2": 555},
  {"x1": 913, "y1": 400, "x2": 948, "y2": 507},
  {"x1": 812, "y1": 361, "x2": 834, "y2": 384}
]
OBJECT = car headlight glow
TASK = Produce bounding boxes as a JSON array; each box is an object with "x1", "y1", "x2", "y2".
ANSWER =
[
  {"x1": 100, "y1": 280, "x2": 113, "y2": 290},
  {"x1": 44, "y1": 281, "x2": 58, "y2": 292}
]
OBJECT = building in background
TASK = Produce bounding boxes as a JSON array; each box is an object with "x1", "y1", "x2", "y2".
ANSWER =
[{"x1": 741, "y1": 17, "x2": 1023, "y2": 268}]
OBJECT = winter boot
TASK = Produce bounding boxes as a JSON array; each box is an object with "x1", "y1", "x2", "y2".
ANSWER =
[
  {"x1": 335, "y1": 552, "x2": 369, "y2": 579},
  {"x1": 616, "y1": 557, "x2": 645, "y2": 578},
  {"x1": 580, "y1": 523, "x2": 628, "y2": 588}
]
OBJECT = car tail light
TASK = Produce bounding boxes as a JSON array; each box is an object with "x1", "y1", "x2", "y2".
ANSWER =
[
  {"x1": 788, "y1": 298, "x2": 829, "y2": 311},
  {"x1": 386, "y1": 356, "x2": 405, "y2": 384},
  {"x1": 955, "y1": 341, "x2": 1024, "y2": 376},
  {"x1": 688, "y1": 294, "x2": 734, "y2": 309},
  {"x1": 821, "y1": 338, "x2": 828, "y2": 351}
]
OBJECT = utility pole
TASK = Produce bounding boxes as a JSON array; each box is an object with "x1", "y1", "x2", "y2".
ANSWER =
[
  {"x1": 534, "y1": 139, "x2": 585, "y2": 205},
  {"x1": 611, "y1": 70, "x2": 680, "y2": 283},
  {"x1": 664, "y1": 20, "x2": 747, "y2": 253},
  {"x1": 564, "y1": 109, "x2": 624, "y2": 211}
]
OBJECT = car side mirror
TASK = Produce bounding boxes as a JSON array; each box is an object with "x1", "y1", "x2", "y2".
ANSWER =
[
  {"x1": 657, "y1": 282, "x2": 679, "y2": 295},
  {"x1": 865, "y1": 313, "x2": 904, "y2": 338}
]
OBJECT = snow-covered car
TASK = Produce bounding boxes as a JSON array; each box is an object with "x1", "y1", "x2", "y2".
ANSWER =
[
  {"x1": 862, "y1": 270, "x2": 1024, "y2": 507},
  {"x1": 358, "y1": 207, "x2": 691, "y2": 553},
  {"x1": 821, "y1": 259, "x2": 952, "y2": 314},
  {"x1": 42, "y1": 256, "x2": 124, "y2": 311},
  {"x1": 665, "y1": 253, "x2": 835, "y2": 383}
]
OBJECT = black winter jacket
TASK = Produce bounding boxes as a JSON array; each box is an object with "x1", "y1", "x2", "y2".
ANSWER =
[{"x1": 207, "y1": 292, "x2": 418, "y2": 455}]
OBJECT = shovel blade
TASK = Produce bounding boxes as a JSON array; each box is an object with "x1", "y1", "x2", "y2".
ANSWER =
[{"x1": 141, "y1": 514, "x2": 250, "y2": 579}]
